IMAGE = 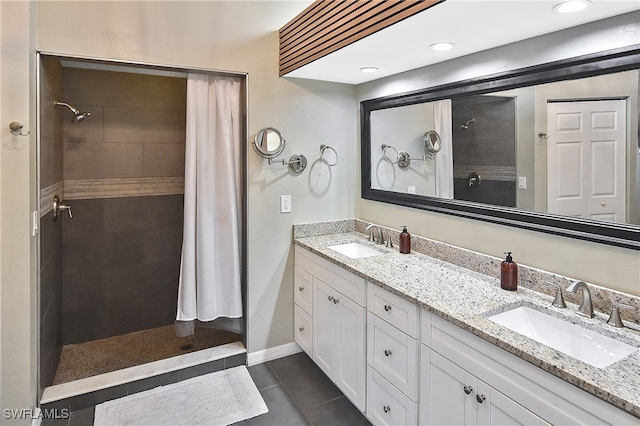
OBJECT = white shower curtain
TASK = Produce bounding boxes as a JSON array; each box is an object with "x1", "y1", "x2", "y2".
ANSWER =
[
  {"x1": 176, "y1": 73, "x2": 243, "y2": 336},
  {"x1": 434, "y1": 99, "x2": 454, "y2": 199}
]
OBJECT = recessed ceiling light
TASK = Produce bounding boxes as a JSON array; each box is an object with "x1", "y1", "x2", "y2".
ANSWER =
[
  {"x1": 360, "y1": 67, "x2": 378, "y2": 73},
  {"x1": 430, "y1": 42, "x2": 455, "y2": 51},
  {"x1": 553, "y1": 0, "x2": 592, "y2": 13}
]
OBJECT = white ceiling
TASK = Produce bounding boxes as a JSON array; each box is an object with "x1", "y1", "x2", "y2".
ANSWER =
[{"x1": 283, "y1": 0, "x2": 640, "y2": 85}]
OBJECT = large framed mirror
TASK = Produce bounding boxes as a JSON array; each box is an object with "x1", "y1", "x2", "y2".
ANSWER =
[{"x1": 361, "y1": 45, "x2": 640, "y2": 250}]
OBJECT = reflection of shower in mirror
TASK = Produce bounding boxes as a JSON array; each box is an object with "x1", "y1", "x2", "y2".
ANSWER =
[{"x1": 460, "y1": 118, "x2": 475, "y2": 130}]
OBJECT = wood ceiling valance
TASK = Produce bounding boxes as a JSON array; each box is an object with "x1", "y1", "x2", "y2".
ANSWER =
[{"x1": 279, "y1": 0, "x2": 444, "y2": 76}]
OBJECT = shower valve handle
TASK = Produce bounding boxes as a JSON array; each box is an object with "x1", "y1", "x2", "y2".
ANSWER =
[
  {"x1": 60, "y1": 204, "x2": 73, "y2": 218},
  {"x1": 52, "y1": 195, "x2": 72, "y2": 220}
]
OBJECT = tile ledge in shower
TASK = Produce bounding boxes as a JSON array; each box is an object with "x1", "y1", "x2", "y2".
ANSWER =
[{"x1": 40, "y1": 341, "x2": 245, "y2": 404}]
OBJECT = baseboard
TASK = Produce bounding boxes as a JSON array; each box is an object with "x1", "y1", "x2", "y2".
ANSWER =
[{"x1": 247, "y1": 342, "x2": 302, "y2": 366}]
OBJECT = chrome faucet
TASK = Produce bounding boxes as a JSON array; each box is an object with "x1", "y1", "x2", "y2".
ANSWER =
[
  {"x1": 366, "y1": 224, "x2": 385, "y2": 245},
  {"x1": 565, "y1": 280, "x2": 594, "y2": 318}
]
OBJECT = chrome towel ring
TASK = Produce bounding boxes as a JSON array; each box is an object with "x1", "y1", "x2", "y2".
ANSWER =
[
  {"x1": 320, "y1": 144, "x2": 338, "y2": 166},
  {"x1": 381, "y1": 144, "x2": 399, "y2": 165}
]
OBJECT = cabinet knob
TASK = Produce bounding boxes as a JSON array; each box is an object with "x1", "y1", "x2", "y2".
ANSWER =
[
  {"x1": 299, "y1": 326, "x2": 304, "y2": 332},
  {"x1": 299, "y1": 286, "x2": 304, "y2": 291},
  {"x1": 476, "y1": 394, "x2": 486, "y2": 404},
  {"x1": 383, "y1": 405, "x2": 391, "y2": 413},
  {"x1": 384, "y1": 304, "x2": 392, "y2": 312},
  {"x1": 328, "y1": 295, "x2": 334, "y2": 302},
  {"x1": 333, "y1": 298, "x2": 339, "y2": 304},
  {"x1": 384, "y1": 349, "x2": 392, "y2": 357},
  {"x1": 463, "y1": 385, "x2": 473, "y2": 395}
]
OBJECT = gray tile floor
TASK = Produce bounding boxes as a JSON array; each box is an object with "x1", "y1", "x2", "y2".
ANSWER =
[{"x1": 43, "y1": 352, "x2": 371, "y2": 426}]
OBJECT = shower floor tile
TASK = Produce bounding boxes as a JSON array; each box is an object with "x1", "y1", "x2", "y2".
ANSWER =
[{"x1": 53, "y1": 325, "x2": 240, "y2": 384}]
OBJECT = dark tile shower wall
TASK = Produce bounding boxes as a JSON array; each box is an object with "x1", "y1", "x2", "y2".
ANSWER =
[
  {"x1": 62, "y1": 195, "x2": 184, "y2": 344},
  {"x1": 59, "y1": 68, "x2": 187, "y2": 344},
  {"x1": 40, "y1": 57, "x2": 64, "y2": 393},
  {"x1": 62, "y1": 68, "x2": 187, "y2": 180},
  {"x1": 452, "y1": 95, "x2": 517, "y2": 207}
]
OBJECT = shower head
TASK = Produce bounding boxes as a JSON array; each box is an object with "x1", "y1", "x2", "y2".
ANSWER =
[
  {"x1": 71, "y1": 111, "x2": 91, "y2": 124},
  {"x1": 54, "y1": 101, "x2": 91, "y2": 124},
  {"x1": 460, "y1": 118, "x2": 475, "y2": 130}
]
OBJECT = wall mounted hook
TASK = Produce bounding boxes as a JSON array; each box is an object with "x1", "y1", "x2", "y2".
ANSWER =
[{"x1": 9, "y1": 122, "x2": 30, "y2": 137}]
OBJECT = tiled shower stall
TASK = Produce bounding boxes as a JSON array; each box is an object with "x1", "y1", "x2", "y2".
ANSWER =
[{"x1": 39, "y1": 57, "x2": 240, "y2": 396}]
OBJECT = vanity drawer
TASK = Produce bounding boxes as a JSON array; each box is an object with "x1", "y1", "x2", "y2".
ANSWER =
[
  {"x1": 295, "y1": 246, "x2": 366, "y2": 306},
  {"x1": 294, "y1": 304, "x2": 312, "y2": 356},
  {"x1": 367, "y1": 314, "x2": 419, "y2": 400},
  {"x1": 368, "y1": 282, "x2": 419, "y2": 338},
  {"x1": 367, "y1": 366, "x2": 417, "y2": 426},
  {"x1": 294, "y1": 265, "x2": 313, "y2": 315}
]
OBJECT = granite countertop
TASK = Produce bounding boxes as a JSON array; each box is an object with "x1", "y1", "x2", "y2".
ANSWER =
[{"x1": 293, "y1": 231, "x2": 640, "y2": 418}]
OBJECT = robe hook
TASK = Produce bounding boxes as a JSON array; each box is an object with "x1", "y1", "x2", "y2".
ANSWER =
[{"x1": 9, "y1": 121, "x2": 30, "y2": 137}]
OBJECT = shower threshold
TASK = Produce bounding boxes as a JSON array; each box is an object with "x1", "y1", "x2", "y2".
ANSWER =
[{"x1": 41, "y1": 341, "x2": 246, "y2": 406}]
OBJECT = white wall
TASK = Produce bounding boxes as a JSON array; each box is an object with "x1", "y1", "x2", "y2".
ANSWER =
[
  {"x1": 357, "y1": 13, "x2": 640, "y2": 297},
  {"x1": 0, "y1": 1, "x2": 38, "y2": 423}
]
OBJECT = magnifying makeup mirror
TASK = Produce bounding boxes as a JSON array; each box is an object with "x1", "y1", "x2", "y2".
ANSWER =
[{"x1": 253, "y1": 127, "x2": 286, "y2": 158}]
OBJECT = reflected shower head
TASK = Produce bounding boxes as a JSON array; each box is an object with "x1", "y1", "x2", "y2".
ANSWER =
[
  {"x1": 460, "y1": 118, "x2": 475, "y2": 130},
  {"x1": 54, "y1": 101, "x2": 91, "y2": 124}
]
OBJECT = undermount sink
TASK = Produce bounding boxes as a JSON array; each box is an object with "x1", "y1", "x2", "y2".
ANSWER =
[
  {"x1": 327, "y1": 242, "x2": 382, "y2": 259},
  {"x1": 488, "y1": 306, "x2": 637, "y2": 368}
]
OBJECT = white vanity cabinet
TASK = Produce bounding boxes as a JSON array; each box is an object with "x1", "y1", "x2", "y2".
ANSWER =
[
  {"x1": 294, "y1": 246, "x2": 367, "y2": 412},
  {"x1": 366, "y1": 282, "x2": 420, "y2": 426},
  {"x1": 294, "y1": 242, "x2": 638, "y2": 424},
  {"x1": 419, "y1": 309, "x2": 638, "y2": 426}
]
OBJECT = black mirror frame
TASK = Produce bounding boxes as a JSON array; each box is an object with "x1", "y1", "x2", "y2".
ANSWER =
[{"x1": 361, "y1": 45, "x2": 640, "y2": 250}]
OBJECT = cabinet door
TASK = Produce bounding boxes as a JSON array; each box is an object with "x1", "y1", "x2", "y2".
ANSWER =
[
  {"x1": 294, "y1": 265, "x2": 313, "y2": 315},
  {"x1": 313, "y1": 278, "x2": 336, "y2": 379},
  {"x1": 476, "y1": 381, "x2": 547, "y2": 426},
  {"x1": 335, "y1": 294, "x2": 366, "y2": 411},
  {"x1": 421, "y1": 348, "x2": 475, "y2": 425}
]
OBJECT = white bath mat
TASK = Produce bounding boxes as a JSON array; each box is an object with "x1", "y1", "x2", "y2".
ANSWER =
[{"x1": 94, "y1": 366, "x2": 268, "y2": 425}]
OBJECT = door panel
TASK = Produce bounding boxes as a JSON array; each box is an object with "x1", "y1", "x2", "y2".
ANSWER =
[
  {"x1": 313, "y1": 279, "x2": 335, "y2": 378},
  {"x1": 335, "y1": 295, "x2": 366, "y2": 411},
  {"x1": 424, "y1": 350, "x2": 474, "y2": 425},
  {"x1": 476, "y1": 383, "x2": 546, "y2": 426},
  {"x1": 547, "y1": 100, "x2": 626, "y2": 222}
]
